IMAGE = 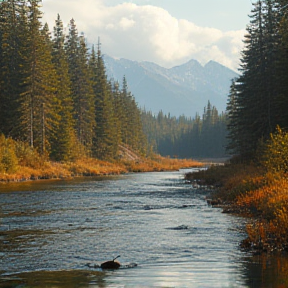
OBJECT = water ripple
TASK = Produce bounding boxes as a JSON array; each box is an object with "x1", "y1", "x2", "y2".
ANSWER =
[{"x1": 1, "y1": 170, "x2": 284, "y2": 287}]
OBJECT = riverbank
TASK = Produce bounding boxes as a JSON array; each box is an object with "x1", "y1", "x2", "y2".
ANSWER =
[
  {"x1": 0, "y1": 155, "x2": 202, "y2": 183},
  {"x1": 185, "y1": 163, "x2": 288, "y2": 254}
]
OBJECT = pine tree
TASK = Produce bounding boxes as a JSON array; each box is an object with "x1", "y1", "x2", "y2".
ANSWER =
[
  {"x1": 91, "y1": 41, "x2": 118, "y2": 159},
  {"x1": 51, "y1": 14, "x2": 77, "y2": 161},
  {"x1": 65, "y1": 19, "x2": 95, "y2": 153},
  {"x1": 19, "y1": 0, "x2": 58, "y2": 154},
  {"x1": 121, "y1": 76, "x2": 146, "y2": 152},
  {"x1": 226, "y1": 79, "x2": 239, "y2": 154},
  {"x1": 0, "y1": 0, "x2": 26, "y2": 136},
  {"x1": 111, "y1": 80, "x2": 124, "y2": 146}
]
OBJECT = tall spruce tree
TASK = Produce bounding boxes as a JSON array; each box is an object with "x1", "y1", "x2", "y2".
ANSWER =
[
  {"x1": 121, "y1": 76, "x2": 146, "y2": 151},
  {"x1": 18, "y1": 0, "x2": 58, "y2": 154},
  {"x1": 226, "y1": 79, "x2": 239, "y2": 154},
  {"x1": 0, "y1": 0, "x2": 26, "y2": 136},
  {"x1": 90, "y1": 41, "x2": 118, "y2": 159},
  {"x1": 111, "y1": 81, "x2": 123, "y2": 146},
  {"x1": 65, "y1": 19, "x2": 95, "y2": 153},
  {"x1": 51, "y1": 14, "x2": 77, "y2": 161}
]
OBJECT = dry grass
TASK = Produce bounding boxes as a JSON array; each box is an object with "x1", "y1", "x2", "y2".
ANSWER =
[
  {"x1": 124, "y1": 156, "x2": 202, "y2": 172},
  {"x1": 236, "y1": 174, "x2": 288, "y2": 250},
  {"x1": 188, "y1": 162, "x2": 288, "y2": 252},
  {"x1": 0, "y1": 156, "x2": 202, "y2": 183}
]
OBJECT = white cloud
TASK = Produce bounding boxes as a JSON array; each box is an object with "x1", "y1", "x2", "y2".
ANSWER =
[{"x1": 42, "y1": 0, "x2": 245, "y2": 71}]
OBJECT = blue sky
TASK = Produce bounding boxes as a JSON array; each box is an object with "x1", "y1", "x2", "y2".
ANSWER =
[{"x1": 42, "y1": 0, "x2": 253, "y2": 71}]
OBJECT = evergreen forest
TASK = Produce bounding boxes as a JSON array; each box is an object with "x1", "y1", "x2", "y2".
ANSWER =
[
  {"x1": 142, "y1": 101, "x2": 227, "y2": 158},
  {"x1": 0, "y1": 0, "x2": 147, "y2": 162},
  {"x1": 226, "y1": 0, "x2": 288, "y2": 159},
  {"x1": 0, "y1": 0, "x2": 228, "y2": 165}
]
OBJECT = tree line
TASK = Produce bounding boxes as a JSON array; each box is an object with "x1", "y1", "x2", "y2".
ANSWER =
[
  {"x1": 0, "y1": 0, "x2": 147, "y2": 161},
  {"x1": 0, "y1": 0, "x2": 231, "y2": 163},
  {"x1": 142, "y1": 101, "x2": 228, "y2": 158},
  {"x1": 227, "y1": 0, "x2": 288, "y2": 159}
]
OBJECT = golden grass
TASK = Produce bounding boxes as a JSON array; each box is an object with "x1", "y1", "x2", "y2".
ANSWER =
[
  {"x1": 0, "y1": 156, "x2": 202, "y2": 183},
  {"x1": 236, "y1": 174, "x2": 288, "y2": 250},
  {"x1": 123, "y1": 156, "x2": 202, "y2": 172},
  {"x1": 188, "y1": 162, "x2": 288, "y2": 251}
]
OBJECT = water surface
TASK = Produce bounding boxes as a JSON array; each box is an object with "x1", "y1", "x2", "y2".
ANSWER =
[{"x1": 1, "y1": 169, "x2": 287, "y2": 287}]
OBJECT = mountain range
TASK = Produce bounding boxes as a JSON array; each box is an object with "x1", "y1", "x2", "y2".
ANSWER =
[{"x1": 103, "y1": 55, "x2": 238, "y2": 117}]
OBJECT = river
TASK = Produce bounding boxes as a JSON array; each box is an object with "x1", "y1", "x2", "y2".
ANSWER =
[{"x1": 0, "y1": 169, "x2": 288, "y2": 288}]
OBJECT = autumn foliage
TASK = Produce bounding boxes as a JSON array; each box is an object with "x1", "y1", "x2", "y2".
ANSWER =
[
  {"x1": 236, "y1": 128, "x2": 288, "y2": 250},
  {"x1": 187, "y1": 127, "x2": 288, "y2": 251},
  {"x1": 0, "y1": 134, "x2": 202, "y2": 182}
]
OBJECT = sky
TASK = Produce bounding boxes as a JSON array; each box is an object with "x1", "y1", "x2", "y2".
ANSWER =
[{"x1": 41, "y1": 0, "x2": 253, "y2": 71}]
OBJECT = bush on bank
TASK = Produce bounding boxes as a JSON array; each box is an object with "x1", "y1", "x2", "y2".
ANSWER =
[{"x1": 186, "y1": 127, "x2": 288, "y2": 252}]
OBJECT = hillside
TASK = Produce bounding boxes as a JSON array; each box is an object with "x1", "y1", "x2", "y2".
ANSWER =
[{"x1": 104, "y1": 55, "x2": 238, "y2": 117}]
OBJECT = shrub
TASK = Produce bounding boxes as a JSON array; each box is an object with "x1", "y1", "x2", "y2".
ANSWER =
[
  {"x1": 0, "y1": 135, "x2": 18, "y2": 173},
  {"x1": 262, "y1": 126, "x2": 288, "y2": 174},
  {"x1": 14, "y1": 141, "x2": 45, "y2": 169}
]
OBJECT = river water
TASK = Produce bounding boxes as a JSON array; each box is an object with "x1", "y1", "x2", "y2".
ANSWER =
[{"x1": 0, "y1": 169, "x2": 288, "y2": 288}]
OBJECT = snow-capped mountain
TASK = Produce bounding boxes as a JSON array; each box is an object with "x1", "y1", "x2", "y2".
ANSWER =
[{"x1": 104, "y1": 55, "x2": 238, "y2": 117}]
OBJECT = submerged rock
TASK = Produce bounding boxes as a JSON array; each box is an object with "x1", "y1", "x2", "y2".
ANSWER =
[{"x1": 167, "y1": 225, "x2": 189, "y2": 230}]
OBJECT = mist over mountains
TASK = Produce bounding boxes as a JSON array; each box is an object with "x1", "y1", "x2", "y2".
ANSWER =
[{"x1": 104, "y1": 55, "x2": 238, "y2": 117}]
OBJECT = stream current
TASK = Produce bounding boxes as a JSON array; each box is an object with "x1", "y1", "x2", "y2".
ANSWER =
[{"x1": 1, "y1": 169, "x2": 288, "y2": 287}]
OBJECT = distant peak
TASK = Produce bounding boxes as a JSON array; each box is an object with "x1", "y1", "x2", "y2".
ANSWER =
[
  {"x1": 204, "y1": 60, "x2": 238, "y2": 74},
  {"x1": 204, "y1": 60, "x2": 230, "y2": 69},
  {"x1": 171, "y1": 59, "x2": 202, "y2": 70},
  {"x1": 204, "y1": 60, "x2": 221, "y2": 67}
]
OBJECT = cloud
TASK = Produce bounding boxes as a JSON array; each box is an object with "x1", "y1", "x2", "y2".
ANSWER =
[{"x1": 42, "y1": 0, "x2": 245, "y2": 71}]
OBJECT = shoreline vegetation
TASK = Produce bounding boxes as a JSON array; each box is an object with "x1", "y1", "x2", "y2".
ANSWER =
[
  {"x1": 185, "y1": 128, "x2": 288, "y2": 254},
  {"x1": 0, "y1": 136, "x2": 203, "y2": 183},
  {"x1": 0, "y1": 157, "x2": 202, "y2": 183}
]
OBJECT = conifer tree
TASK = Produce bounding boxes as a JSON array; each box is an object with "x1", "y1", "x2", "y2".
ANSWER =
[
  {"x1": 121, "y1": 76, "x2": 145, "y2": 151},
  {"x1": 226, "y1": 79, "x2": 239, "y2": 154},
  {"x1": 18, "y1": 0, "x2": 58, "y2": 154},
  {"x1": 51, "y1": 14, "x2": 77, "y2": 161},
  {"x1": 111, "y1": 80, "x2": 124, "y2": 146},
  {"x1": 90, "y1": 41, "x2": 117, "y2": 159},
  {"x1": 0, "y1": 0, "x2": 26, "y2": 136},
  {"x1": 65, "y1": 19, "x2": 95, "y2": 153}
]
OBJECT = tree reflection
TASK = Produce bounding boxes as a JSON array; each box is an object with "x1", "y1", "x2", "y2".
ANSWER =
[{"x1": 243, "y1": 253, "x2": 288, "y2": 288}]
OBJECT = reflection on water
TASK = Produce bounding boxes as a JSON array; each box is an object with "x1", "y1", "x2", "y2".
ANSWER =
[
  {"x1": 0, "y1": 270, "x2": 107, "y2": 288},
  {"x1": 0, "y1": 170, "x2": 288, "y2": 287},
  {"x1": 243, "y1": 253, "x2": 288, "y2": 288}
]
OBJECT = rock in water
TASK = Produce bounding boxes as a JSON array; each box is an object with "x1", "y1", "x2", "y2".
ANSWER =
[{"x1": 100, "y1": 255, "x2": 121, "y2": 270}]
